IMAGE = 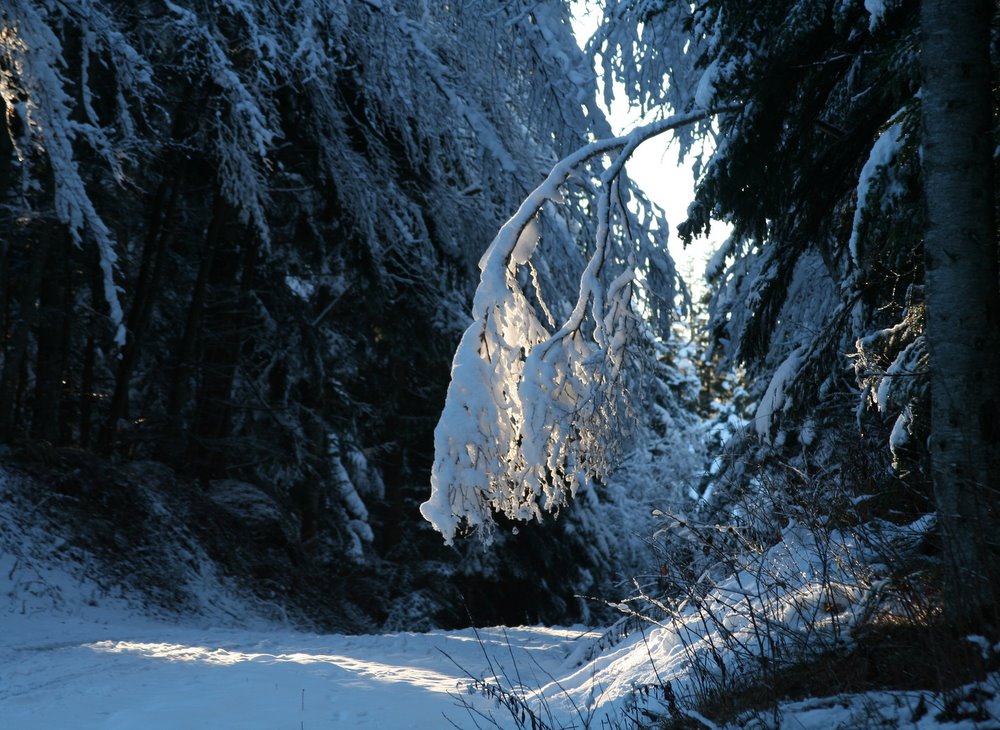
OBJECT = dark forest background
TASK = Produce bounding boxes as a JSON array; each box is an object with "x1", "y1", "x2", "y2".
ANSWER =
[
  {"x1": 1, "y1": 0, "x2": 644, "y2": 630},
  {"x1": 2, "y1": 0, "x2": 998, "y2": 645}
]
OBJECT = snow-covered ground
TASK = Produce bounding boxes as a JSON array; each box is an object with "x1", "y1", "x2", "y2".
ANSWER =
[
  {"x1": 0, "y1": 611, "x2": 602, "y2": 729},
  {"x1": 0, "y1": 476, "x2": 612, "y2": 729},
  {"x1": 4, "y1": 604, "x2": 999, "y2": 729},
  {"x1": 4, "y1": 465, "x2": 999, "y2": 729}
]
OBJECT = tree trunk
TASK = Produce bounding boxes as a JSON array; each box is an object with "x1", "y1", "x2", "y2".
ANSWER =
[
  {"x1": 920, "y1": 0, "x2": 1000, "y2": 628},
  {"x1": 95, "y1": 96, "x2": 194, "y2": 455},
  {"x1": 158, "y1": 192, "x2": 226, "y2": 466},
  {"x1": 186, "y1": 207, "x2": 260, "y2": 478},
  {"x1": 0, "y1": 230, "x2": 51, "y2": 439},
  {"x1": 31, "y1": 235, "x2": 72, "y2": 443},
  {"x1": 97, "y1": 174, "x2": 180, "y2": 455},
  {"x1": 78, "y1": 333, "x2": 96, "y2": 449},
  {"x1": 77, "y1": 250, "x2": 109, "y2": 449}
]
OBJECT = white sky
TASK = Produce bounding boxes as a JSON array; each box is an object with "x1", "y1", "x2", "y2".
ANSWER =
[{"x1": 569, "y1": 4, "x2": 726, "y2": 291}]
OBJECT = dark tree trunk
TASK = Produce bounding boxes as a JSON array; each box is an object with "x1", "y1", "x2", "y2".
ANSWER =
[
  {"x1": 186, "y1": 208, "x2": 259, "y2": 478},
  {"x1": 0, "y1": 229, "x2": 52, "y2": 439},
  {"x1": 158, "y1": 192, "x2": 226, "y2": 465},
  {"x1": 95, "y1": 95, "x2": 195, "y2": 455},
  {"x1": 77, "y1": 251, "x2": 110, "y2": 450},
  {"x1": 920, "y1": 0, "x2": 1000, "y2": 628},
  {"x1": 31, "y1": 236, "x2": 72, "y2": 443},
  {"x1": 97, "y1": 174, "x2": 181, "y2": 455},
  {"x1": 78, "y1": 333, "x2": 96, "y2": 449}
]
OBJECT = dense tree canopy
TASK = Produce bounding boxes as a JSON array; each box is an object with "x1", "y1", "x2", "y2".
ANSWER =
[
  {"x1": 0, "y1": 0, "x2": 695, "y2": 627},
  {"x1": 1, "y1": 0, "x2": 996, "y2": 634},
  {"x1": 588, "y1": 0, "x2": 997, "y2": 624},
  {"x1": 423, "y1": 0, "x2": 998, "y2": 629}
]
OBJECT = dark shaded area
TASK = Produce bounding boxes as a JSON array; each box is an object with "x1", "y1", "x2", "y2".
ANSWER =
[
  {"x1": 0, "y1": 1, "x2": 629, "y2": 631},
  {"x1": 679, "y1": 622, "x2": 1000, "y2": 729}
]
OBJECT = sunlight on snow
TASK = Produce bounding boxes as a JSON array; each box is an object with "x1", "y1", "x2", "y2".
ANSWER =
[
  {"x1": 86, "y1": 641, "x2": 462, "y2": 693},
  {"x1": 447, "y1": 626, "x2": 598, "y2": 640},
  {"x1": 81, "y1": 626, "x2": 602, "y2": 699}
]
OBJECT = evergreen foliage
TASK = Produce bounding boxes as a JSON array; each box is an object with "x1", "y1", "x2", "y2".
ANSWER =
[
  {"x1": 0, "y1": 0, "x2": 689, "y2": 628},
  {"x1": 587, "y1": 0, "x2": 932, "y2": 505},
  {"x1": 586, "y1": 0, "x2": 998, "y2": 629},
  {"x1": 4, "y1": 0, "x2": 996, "y2": 636}
]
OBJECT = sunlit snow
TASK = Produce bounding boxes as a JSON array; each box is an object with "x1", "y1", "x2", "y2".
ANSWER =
[{"x1": 1, "y1": 614, "x2": 602, "y2": 729}]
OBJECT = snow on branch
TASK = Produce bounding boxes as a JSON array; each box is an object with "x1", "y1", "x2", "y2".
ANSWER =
[
  {"x1": 1, "y1": 0, "x2": 148, "y2": 346},
  {"x1": 164, "y1": 0, "x2": 280, "y2": 245},
  {"x1": 420, "y1": 106, "x2": 741, "y2": 545},
  {"x1": 847, "y1": 118, "x2": 905, "y2": 264}
]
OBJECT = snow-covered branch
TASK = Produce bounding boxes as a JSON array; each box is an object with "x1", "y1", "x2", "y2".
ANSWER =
[
  {"x1": 421, "y1": 106, "x2": 742, "y2": 544},
  {"x1": 0, "y1": 0, "x2": 160, "y2": 345}
]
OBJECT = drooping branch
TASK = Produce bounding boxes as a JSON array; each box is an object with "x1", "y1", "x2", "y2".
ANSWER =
[{"x1": 421, "y1": 105, "x2": 742, "y2": 544}]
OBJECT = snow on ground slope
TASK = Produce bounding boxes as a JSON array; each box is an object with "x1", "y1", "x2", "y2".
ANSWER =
[
  {"x1": 3, "y1": 461, "x2": 1000, "y2": 729},
  {"x1": 0, "y1": 461, "x2": 597, "y2": 729},
  {"x1": 4, "y1": 597, "x2": 999, "y2": 730},
  {"x1": 3, "y1": 608, "x2": 1000, "y2": 729}
]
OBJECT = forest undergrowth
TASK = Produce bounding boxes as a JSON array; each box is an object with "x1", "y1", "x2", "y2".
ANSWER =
[{"x1": 448, "y1": 429, "x2": 1000, "y2": 729}]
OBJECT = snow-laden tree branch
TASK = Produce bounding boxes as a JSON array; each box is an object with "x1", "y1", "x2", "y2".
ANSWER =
[
  {"x1": 420, "y1": 106, "x2": 741, "y2": 544},
  {"x1": 1, "y1": 0, "x2": 151, "y2": 346}
]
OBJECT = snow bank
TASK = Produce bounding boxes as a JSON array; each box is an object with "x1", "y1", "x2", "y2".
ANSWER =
[{"x1": 0, "y1": 464, "x2": 279, "y2": 626}]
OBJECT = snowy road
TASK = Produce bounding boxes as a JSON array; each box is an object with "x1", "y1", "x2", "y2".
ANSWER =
[{"x1": 1, "y1": 613, "x2": 603, "y2": 729}]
